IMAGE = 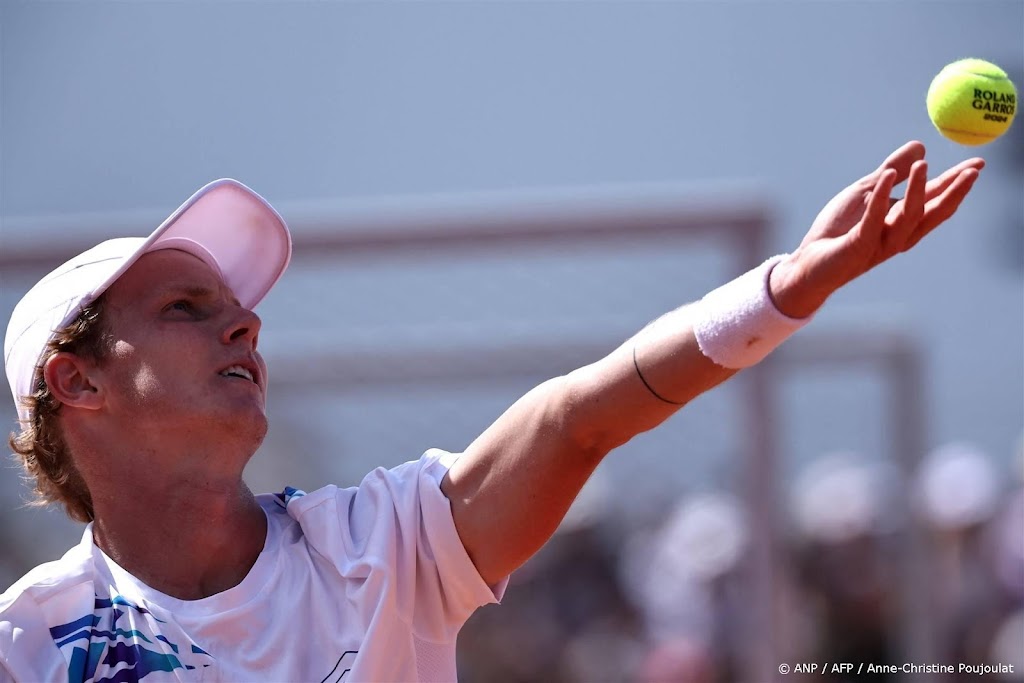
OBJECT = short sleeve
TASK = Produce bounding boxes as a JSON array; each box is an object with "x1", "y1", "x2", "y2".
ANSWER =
[
  {"x1": 0, "y1": 590, "x2": 68, "y2": 682},
  {"x1": 285, "y1": 449, "x2": 507, "y2": 643}
]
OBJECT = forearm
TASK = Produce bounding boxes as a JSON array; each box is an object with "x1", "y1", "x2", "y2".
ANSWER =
[
  {"x1": 568, "y1": 254, "x2": 816, "y2": 454},
  {"x1": 566, "y1": 304, "x2": 737, "y2": 455},
  {"x1": 445, "y1": 319, "x2": 732, "y2": 584},
  {"x1": 445, "y1": 142, "x2": 982, "y2": 586},
  {"x1": 448, "y1": 256, "x2": 811, "y2": 583}
]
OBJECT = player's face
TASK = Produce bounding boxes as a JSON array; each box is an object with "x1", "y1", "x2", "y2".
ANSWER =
[{"x1": 93, "y1": 249, "x2": 270, "y2": 452}]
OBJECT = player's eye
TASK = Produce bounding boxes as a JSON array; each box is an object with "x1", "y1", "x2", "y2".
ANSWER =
[{"x1": 165, "y1": 300, "x2": 194, "y2": 313}]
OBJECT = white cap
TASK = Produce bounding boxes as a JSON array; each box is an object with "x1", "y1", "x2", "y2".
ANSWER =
[{"x1": 4, "y1": 178, "x2": 292, "y2": 426}]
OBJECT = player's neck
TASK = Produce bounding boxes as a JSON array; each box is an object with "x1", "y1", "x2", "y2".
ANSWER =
[{"x1": 90, "y1": 479, "x2": 267, "y2": 601}]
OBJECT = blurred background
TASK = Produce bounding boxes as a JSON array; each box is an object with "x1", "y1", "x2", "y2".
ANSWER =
[{"x1": 1, "y1": 2, "x2": 1022, "y2": 681}]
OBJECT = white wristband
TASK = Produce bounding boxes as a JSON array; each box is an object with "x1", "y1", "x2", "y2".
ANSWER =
[{"x1": 692, "y1": 255, "x2": 812, "y2": 369}]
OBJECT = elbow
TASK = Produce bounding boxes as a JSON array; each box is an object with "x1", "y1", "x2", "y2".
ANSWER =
[{"x1": 558, "y1": 370, "x2": 632, "y2": 461}]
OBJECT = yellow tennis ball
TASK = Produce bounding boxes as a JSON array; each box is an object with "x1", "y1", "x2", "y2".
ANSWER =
[{"x1": 927, "y1": 58, "x2": 1017, "y2": 146}]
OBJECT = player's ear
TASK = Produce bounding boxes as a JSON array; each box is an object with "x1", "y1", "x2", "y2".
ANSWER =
[{"x1": 42, "y1": 352, "x2": 103, "y2": 411}]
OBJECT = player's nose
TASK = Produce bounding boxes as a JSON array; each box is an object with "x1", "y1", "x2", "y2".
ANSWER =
[{"x1": 222, "y1": 306, "x2": 262, "y2": 350}]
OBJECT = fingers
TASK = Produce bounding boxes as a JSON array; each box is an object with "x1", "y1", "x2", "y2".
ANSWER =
[
  {"x1": 885, "y1": 160, "x2": 927, "y2": 244},
  {"x1": 904, "y1": 168, "x2": 981, "y2": 250},
  {"x1": 879, "y1": 140, "x2": 927, "y2": 174},
  {"x1": 860, "y1": 140, "x2": 926, "y2": 190},
  {"x1": 854, "y1": 168, "x2": 898, "y2": 244},
  {"x1": 882, "y1": 155, "x2": 984, "y2": 252},
  {"x1": 924, "y1": 157, "x2": 985, "y2": 201}
]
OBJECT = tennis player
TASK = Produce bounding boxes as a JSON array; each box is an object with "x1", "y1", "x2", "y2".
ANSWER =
[{"x1": 0, "y1": 141, "x2": 981, "y2": 682}]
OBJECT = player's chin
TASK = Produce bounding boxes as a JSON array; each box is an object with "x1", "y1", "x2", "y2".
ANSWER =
[
  {"x1": 229, "y1": 410, "x2": 270, "y2": 451},
  {"x1": 247, "y1": 417, "x2": 270, "y2": 451},
  {"x1": 215, "y1": 400, "x2": 270, "y2": 442}
]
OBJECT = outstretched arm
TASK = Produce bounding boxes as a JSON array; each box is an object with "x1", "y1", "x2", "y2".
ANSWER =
[{"x1": 441, "y1": 141, "x2": 983, "y2": 585}]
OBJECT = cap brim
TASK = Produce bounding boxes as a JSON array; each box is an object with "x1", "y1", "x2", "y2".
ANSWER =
[{"x1": 84, "y1": 178, "x2": 292, "y2": 313}]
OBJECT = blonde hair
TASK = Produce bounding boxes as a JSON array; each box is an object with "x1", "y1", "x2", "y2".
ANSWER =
[{"x1": 8, "y1": 297, "x2": 111, "y2": 523}]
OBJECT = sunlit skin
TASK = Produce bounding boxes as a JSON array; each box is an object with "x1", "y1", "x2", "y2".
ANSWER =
[
  {"x1": 36, "y1": 141, "x2": 984, "y2": 598},
  {"x1": 443, "y1": 142, "x2": 985, "y2": 585},
  {"x1": 43, "y1": 249, "x2": 269, "y2": 599}
]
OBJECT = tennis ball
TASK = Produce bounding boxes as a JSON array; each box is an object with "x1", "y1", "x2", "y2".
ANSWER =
[{"x1": 927, "y1": 58, "x2": 1017, "y2": 146}]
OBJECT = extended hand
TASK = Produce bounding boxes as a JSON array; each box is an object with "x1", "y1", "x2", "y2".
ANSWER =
[{"x1": 770, "y1": 141, "x2": 984, "y2": 318}]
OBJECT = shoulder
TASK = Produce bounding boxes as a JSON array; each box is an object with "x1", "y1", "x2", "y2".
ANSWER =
[
  {"x1": 256, "y1": 450, "x2": 501, "y2": 640},
  {"x1": 256, "y1": 449, "x2": 461, "y2": 563},
  {"x1": 1, "y1": 538, "x2": 94, "y2": 676},
  {"x1": 269, "y1": 449, "x2": 458, "y2": 521},
  {"x1": 1, "y1": 538, "x2": 93, "y2": 615}
]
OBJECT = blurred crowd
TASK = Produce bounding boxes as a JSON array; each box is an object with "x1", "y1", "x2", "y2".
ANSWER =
[{"x1": 457, "y1": 436, "x2": 1024, "y2": 683}]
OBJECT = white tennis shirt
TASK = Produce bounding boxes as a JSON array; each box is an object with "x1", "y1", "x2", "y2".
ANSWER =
[{"x1": 0, "y1": 449, "x2": 506, "y2": 682}]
